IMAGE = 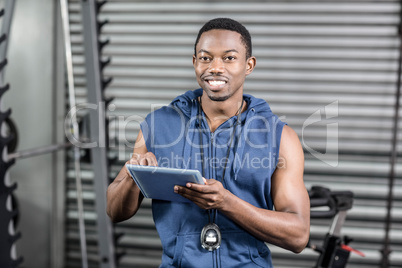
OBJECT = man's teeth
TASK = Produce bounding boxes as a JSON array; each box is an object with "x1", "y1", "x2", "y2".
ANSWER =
[{"x1": 208, "y1": 80, "x2": 225, "y2": 86}]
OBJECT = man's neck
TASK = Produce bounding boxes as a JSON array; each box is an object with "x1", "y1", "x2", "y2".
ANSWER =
[{"x1": 200, "y1": 94, "x2": 245, "y2": 132}]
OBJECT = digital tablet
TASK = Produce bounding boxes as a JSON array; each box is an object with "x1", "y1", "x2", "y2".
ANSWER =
[{"x1": 125, "y1": 164, "x2": 204, "y2": 203}]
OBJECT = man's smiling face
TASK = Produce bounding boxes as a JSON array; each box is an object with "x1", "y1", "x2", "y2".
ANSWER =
[{"x1": 193, "y1": 29, "x2": 255, "y2": 102}]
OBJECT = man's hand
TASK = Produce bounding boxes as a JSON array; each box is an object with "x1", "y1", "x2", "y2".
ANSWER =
[
  {"x1": 174, "y1": 179, "x2": 230, "y2": 210},
  {"x1": 127, "y1": 152, "x2": 158, "y2": 167},
  {"x1": 122, "y1": 152, "x2": 158, "y2": 182}
]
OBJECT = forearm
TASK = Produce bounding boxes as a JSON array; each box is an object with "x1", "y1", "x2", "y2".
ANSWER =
[
  {"x1": 106, "y1": 166, "x2": 143, "y2": 222},
  {"x1": 220, "y1": 191, "x2": 310, "y2": 253}
]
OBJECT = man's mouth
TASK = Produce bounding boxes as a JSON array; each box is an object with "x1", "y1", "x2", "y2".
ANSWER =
[{"x1": 207, "y1": 80, "x2": 226, "y2": 86}]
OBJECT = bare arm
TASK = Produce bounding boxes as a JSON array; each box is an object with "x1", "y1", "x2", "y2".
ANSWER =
[
  {"x1": 175, "y1": 125, "x2": 310, "y2": 253},
  {"x1": 106, "y1": 130, "x2": 157, "y2": 222}
]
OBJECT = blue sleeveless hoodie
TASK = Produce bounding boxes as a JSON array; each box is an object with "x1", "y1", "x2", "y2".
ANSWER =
[{"x1": 140, "y1": 88, "x2": 286, "y2": 268}]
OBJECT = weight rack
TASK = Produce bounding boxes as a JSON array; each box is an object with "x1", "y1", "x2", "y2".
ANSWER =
[{"x1": 0, "y1": 0, "x2": 22, "y2": 267}]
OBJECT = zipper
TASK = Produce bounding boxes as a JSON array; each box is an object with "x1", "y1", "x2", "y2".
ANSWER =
[
  {"x1": 210, "y1": 132, "x2": 215, "y2": 181},
  {"x1": 202, "y1": 108, "x2": 241, "y2": 268},
  {"x1": 211, "y1": 132, "x2": 221, "y2": 268},
  {"x1": 207, "y1": 131, "x2": 219, "y2": 268}
]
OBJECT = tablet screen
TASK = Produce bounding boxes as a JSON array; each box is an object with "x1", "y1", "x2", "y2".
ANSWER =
[{"x1": 125, "y1": 164, "x2": 204, "y2": 202}]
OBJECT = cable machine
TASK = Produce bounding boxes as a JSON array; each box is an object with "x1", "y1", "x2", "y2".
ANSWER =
[
  {"x1": 80, "y1": 0, "x2": 117, "y2": 267},
  {"x1": 1, "y1": 0, "x2": 118, "y2": 267}
]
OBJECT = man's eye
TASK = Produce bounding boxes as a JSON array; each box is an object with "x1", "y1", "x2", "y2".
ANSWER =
[
  {"x1": 225, "y1": 56, "x2": 235, "y2": 61},
  {"x1": 199, "y1": 56, "x2": 210, "y2": 61}
]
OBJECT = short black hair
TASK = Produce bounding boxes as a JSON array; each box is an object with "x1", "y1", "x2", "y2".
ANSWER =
[{"x1": 194, "y1": 18, "x2": 252, "y2": 59}]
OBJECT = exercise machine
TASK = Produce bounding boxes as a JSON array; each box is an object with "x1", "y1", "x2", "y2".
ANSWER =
[{"x1": 308, "y1": 186, "x2": 364, "y2": 268}]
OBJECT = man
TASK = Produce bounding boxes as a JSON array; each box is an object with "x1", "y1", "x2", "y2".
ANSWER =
[{"x1": 107, "y1": 18, "x2": 310, "y2": 267}]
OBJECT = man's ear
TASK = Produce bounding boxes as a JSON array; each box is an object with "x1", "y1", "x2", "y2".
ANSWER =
[
  {"x1": 246, "y1": 56, "x2": 256, "y2": 76},
  {"x1": 192, "y1": 54, "x2": 196, "y2": 66}
]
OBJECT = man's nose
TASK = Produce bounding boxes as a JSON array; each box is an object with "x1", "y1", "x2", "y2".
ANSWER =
[{"x1": 208, "y1": 58, "x2": 224, "y2": 73}]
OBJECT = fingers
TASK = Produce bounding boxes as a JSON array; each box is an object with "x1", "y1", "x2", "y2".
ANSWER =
[
  {"x1": 125, "y1": 152, "x2": 158, "y2": 179},
  {"x1": 174, "y1": 186, "x2": 210, "y2": 208},
  {"x1": 174, "y1": 179, "x2": 225, "y2": 210},
  {"x1": 127, "y1": 152, "x2": 158, "y2": 167},
  {"x1": 139, "y1": 152, "x2": 158, "y2": 166},
  {"x1": 187, "y1": 179, "x2": 218, "y2": 192}
]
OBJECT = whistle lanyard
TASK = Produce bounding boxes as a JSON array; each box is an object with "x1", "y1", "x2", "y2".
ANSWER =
[{"x1": 197, "y1": 97, "x2": 243, "y2": 225}]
